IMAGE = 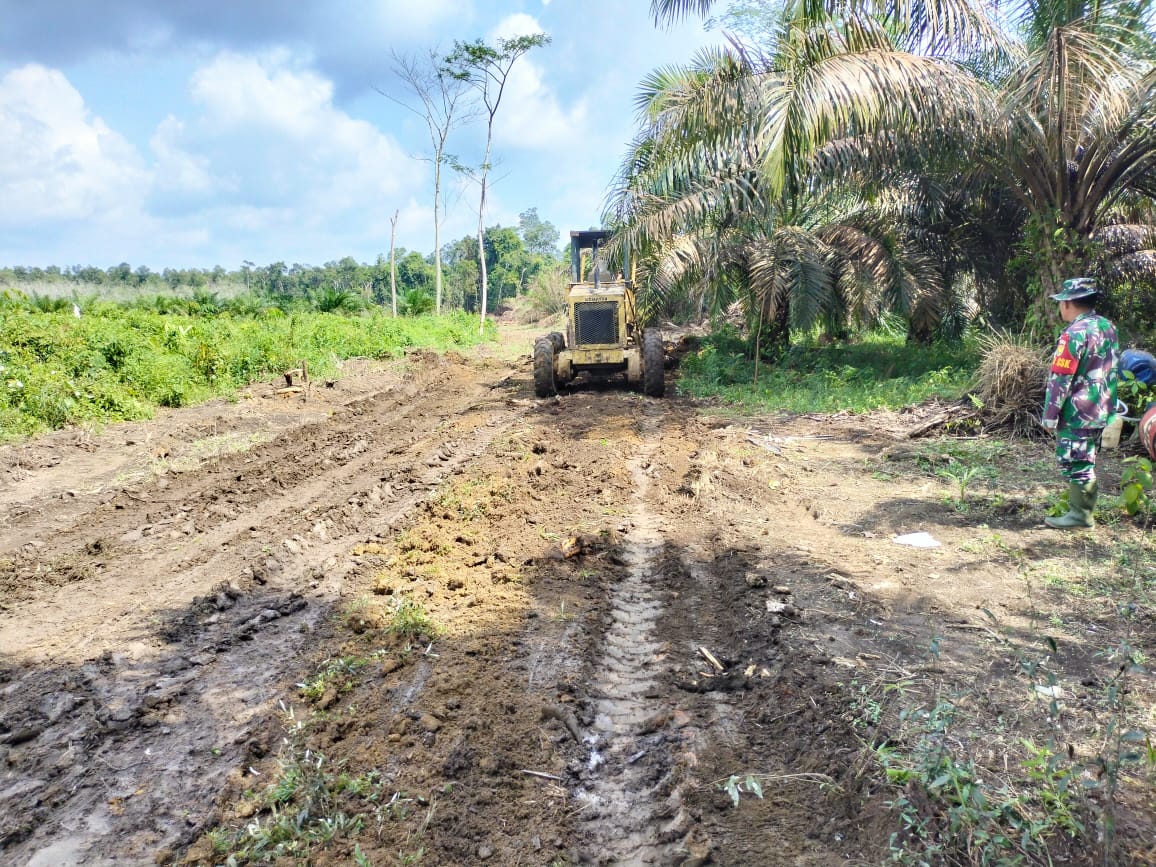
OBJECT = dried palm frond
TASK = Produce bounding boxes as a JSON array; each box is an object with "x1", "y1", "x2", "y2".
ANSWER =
[{"x1": 972, "y1": 330, "x2": 1049, "y2": 433}]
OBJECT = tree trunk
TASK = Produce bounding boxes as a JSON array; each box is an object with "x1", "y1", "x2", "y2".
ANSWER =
[
  {"x1": 477, "y1": 143, "x2": 491, "y2": 334},
  {"x1": 389, "y1": 210, "x2": 399, "y2": 318},
  {"x1": 475, "y1": 128, "x2": 494, "y2": 335},
  {"x1": 757, "y1": 291, "x2": 790, "y2": 359},
  {"x1": 434, "y1": 161, "x2": 443, "y2": 316},
  {"x1": 1034, "y1": 227, "x2": 1089, "y2": 331},
  {"x1": 477, "y1": 199, "x2": 488, "y2": 334}
]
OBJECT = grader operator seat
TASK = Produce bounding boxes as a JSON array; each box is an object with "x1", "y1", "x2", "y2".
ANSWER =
[
  {"x1": 569, "y1": 230, "x2": 623, "y2": 283},
  {"x1": 590, "y1": 258, "x2": 615, "y2": 283}
]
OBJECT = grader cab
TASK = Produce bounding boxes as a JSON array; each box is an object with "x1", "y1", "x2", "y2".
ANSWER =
[{"x1": 533, "y1": 230, "x2": 664, "y2": 398}]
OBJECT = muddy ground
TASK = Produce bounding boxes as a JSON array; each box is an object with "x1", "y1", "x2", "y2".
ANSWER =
[{"x1": 1, "y1": 334, "x2": 1153, "y2": 866}]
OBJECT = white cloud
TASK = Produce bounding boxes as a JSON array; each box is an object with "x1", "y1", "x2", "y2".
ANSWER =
[
  {"x1": 0, "y1": 2, "x2": 724, "y2": 267},
  {"x1": 0, "y1": 1, "x2": 470, "y2": 94},
  {"x1": 189, "y1": 50, "x2": 333, "y2": 136},
  {"x1": 498, "y1": 60, "x2": 588, "y2": 149},
  {"x1": 0, "y1": 54, "x2": 432, "y2": 267},
  {"x1": 490, "y1": 13, "x2": 547, "y2": 41},
  {"x1": 357, "y1": 0, "x2": 463, "y2": 37},
  {"x1": 0, "y1": 64, "x2": 147, "y2": 226},
  {"x1": 150, "y1": 116, "x2": 220, "y2": 201},
  {"x1": 154, "y1": 52, "x2": 419, "y2": 226},
  {"x1": 482, "y1": 14, "x2": 587, "y2": 149}
]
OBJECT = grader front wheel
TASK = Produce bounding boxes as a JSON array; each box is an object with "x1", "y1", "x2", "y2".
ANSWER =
[
  {"x1": 533, "y1": 337, "x2": 557, "y2": 397},
  {"x1": 642, "y1": 328, "x2": 665, "y2": 397}
]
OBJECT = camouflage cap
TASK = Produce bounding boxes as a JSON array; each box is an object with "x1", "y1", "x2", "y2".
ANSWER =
[{"x1": 1050, "y1": 277, "x2": 1099, "y2": 301}]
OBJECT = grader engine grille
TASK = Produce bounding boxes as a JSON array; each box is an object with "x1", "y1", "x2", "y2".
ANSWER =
[{"x1": 575, "y1": 301, "x2": 619, "y2": 345}]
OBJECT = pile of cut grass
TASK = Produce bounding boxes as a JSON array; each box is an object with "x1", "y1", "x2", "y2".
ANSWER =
[{"x1": 972, "y1": 331, "x2": 1048, "y2": 433}]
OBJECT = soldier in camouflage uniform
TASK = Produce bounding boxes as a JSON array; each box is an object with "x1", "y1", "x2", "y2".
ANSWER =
[{"x1": 1040, "y1": 277, "x2": 1119, "y2": 529}]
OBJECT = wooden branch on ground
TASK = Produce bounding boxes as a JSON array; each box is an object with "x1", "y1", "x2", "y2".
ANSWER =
[{"x1": 699, "y1": 646, "x2": 725, "y2": 672}]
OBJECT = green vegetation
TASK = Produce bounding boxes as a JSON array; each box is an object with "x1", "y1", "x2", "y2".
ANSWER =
[
  {"x1": 842, "y1": 508, "x2": 1156, "y2": 867},
  {"x1": 1119, "y1": 371, "x2": 1152, "y2": 420},
  {"x1": 880, "y1": 699, "x2": 1087, "y2": 866},
  {"x1": 0, "y1": 303, "x2": 490, "y2": 441},
  {"x1": 1121, "y1": 457, "x2": 1154, "y2": 519},
  {"x1": 677, "y1": 329, "x2": 976, "y2": 413},
  {"x1": 845, "y1": 627, "x2": 1150, "y2": 867},
  {"x1": 387, "y1": 596, "x2": 439, "y2": 642},
  {"x1": 207, "y1": 694, "x2": 445, "y2": 865},
  {"x1": 716, "y1": 771, "x2": 835, "y2": 808},
  {"x1": 625, "y1": 0, "x2": 1156, "y2": 350},
  {"x1": 297, "y1": 657, "x2": 368, "y2": 703},
  {"x1": 433, "y1": 477, "x2": 513, "y2": 521},
  {"x1": 210, "y1": 705, "x2": 387, "y2": 864}
]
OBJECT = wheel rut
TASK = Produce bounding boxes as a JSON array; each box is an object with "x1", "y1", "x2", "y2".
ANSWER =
[{"x1": 576, "y1": 407, "x2": 699, "y2": 866}]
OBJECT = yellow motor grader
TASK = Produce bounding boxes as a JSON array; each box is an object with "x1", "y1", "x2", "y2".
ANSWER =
[{"x1": 533, "y1": 229, "x2": 664, "y2": 397}]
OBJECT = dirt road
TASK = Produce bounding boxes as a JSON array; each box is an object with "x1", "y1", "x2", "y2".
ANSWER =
[{"x1": 1, "y1": 344, "x2": 1152, "y2": 866}]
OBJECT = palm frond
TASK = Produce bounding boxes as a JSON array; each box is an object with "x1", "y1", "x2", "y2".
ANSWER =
[
  {"x1": 651, "y1": 0, "x2": 716, "y2": 26},
  {"x1": 1102, "y1": 249, "x2": 1156, "y2": 282},
  {"x1": 746, "y1": 227, "x2": 838, "y2": 330},
  {"x1": 1096, "y1": 222, "x2": 1156, "y2": 253}
]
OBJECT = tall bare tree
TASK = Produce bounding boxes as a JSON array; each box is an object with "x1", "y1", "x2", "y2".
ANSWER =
[
  {"x1": 444, "y1": 33, "x2": 551, "y2": 333},
  {"x1": 386, "y1": 50, "x2": 475, "y2": 315}
]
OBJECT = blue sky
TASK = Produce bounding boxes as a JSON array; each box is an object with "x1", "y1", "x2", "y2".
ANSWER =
[{"x1": 0, "y1": 1, "x2": 720, "y2": 271}]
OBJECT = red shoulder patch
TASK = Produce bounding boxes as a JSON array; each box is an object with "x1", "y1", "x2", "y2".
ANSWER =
[{"x1": 1050, "y1": 334, "x2": 1078, "y2": 374}]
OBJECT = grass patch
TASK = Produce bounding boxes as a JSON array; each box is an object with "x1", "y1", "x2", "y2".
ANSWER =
[
  {"x1": 297, "y1": 657, "x2": 367, "y2": 703},
  {"x1": 677, "y1": 329, "x2": 976, "y2": 413},
  {"x1": 388, "y1": 596, "x2": 439, "y2": 641},
  {"x1": 853, "y1": 623, "x2": 1153, "y2": 867},
  {"x1": 208, "y1": 706, "x2": 384, "y2": 863},
  {"x1": 433, "y1": 477, "x2": 513, "y2": 521},
  {"x1": 153, "y1": 431, "x2": 269, "y2": 473},
  {"x1": 0, "y1": 304, "x2": 492, "y2": 441}
]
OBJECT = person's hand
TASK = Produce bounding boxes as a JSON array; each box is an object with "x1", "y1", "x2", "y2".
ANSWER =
[{"x1": 1039, "y1": 416, "x2": 1058, "y2": 432}]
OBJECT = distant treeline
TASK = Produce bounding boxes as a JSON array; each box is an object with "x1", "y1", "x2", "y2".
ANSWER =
[{"x1": 1, "y1": 214, "x2": 564, "y2": 315}]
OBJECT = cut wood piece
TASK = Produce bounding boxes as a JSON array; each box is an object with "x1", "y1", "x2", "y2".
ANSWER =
[
  {"x1": 283, "y1": 362, "x2": 309, "y2": 387},
  {"x1": 519, "y1": 769, "x2": 564, "y2": 781},
  {"x1": 699, "y1": 646, "x2": 724, "y2": 672}
]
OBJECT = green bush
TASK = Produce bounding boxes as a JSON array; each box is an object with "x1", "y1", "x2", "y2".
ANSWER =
[
  {"x1": 1121, "y1": 457, "x2": 1153, "y2": 518},
  {"x1": 678, "y1": 330, "x2": 977, "y2": 413},
  {"x1": 312, "y1": 286, "x2": 364, "y2": 314},
  {"x1": 399, "y1": 288, "x2": 434, "y2": 317},
  {"x1": 0, "y1": 306, "x2": 491, "y2": 442}
]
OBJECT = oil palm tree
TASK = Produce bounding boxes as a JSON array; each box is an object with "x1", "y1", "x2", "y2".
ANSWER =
[
  {"x1": 644, "y1": 0, "x2": 1156, "y2": 319},
  {"x1": 611, "y1": 3, "x2": 996, "y2": 345},
  {"x1": 982, "y1": 0, "x2": 1156, "y2": 309}
]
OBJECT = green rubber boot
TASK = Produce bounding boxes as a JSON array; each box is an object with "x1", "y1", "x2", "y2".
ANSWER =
[{"x1": 1045, "y1": 481, "x2": 1097, "y2": 529}]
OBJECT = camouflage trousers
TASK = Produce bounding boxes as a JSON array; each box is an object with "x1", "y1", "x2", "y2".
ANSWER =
[{"x1": 1055, "y1": 433, "x2": 1100, "y2": 484}]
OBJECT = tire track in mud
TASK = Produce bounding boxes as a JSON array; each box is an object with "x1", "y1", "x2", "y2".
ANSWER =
[
  {"x1": 0, "y1": 356, "x2": 528, "y2": 866},
  {"x1": 2, "y1": 356, "x2": 493, "y2": 658},
  {"x1": 576, "y1": 406, "x2": 699, "y2": 866},
  {"x1": 3, "y1": 356, "x2": 443, "y2": 556}
]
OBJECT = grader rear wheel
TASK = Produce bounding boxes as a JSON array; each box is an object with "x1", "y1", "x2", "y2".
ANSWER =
[
  {"x1": 546, "y1": 331, "x2": 565, "y2": 353},
  {"x1": 533, "y1": 337, "x2": 557, "y2": 397},
  {"x1": 642, "y1": 328, "x2": 665, "y2": 397}
]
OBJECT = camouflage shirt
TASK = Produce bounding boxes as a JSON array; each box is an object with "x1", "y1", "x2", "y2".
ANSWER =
[{"x1": 1042, "y1": 312, "x2": 1119, "y2": 434}]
